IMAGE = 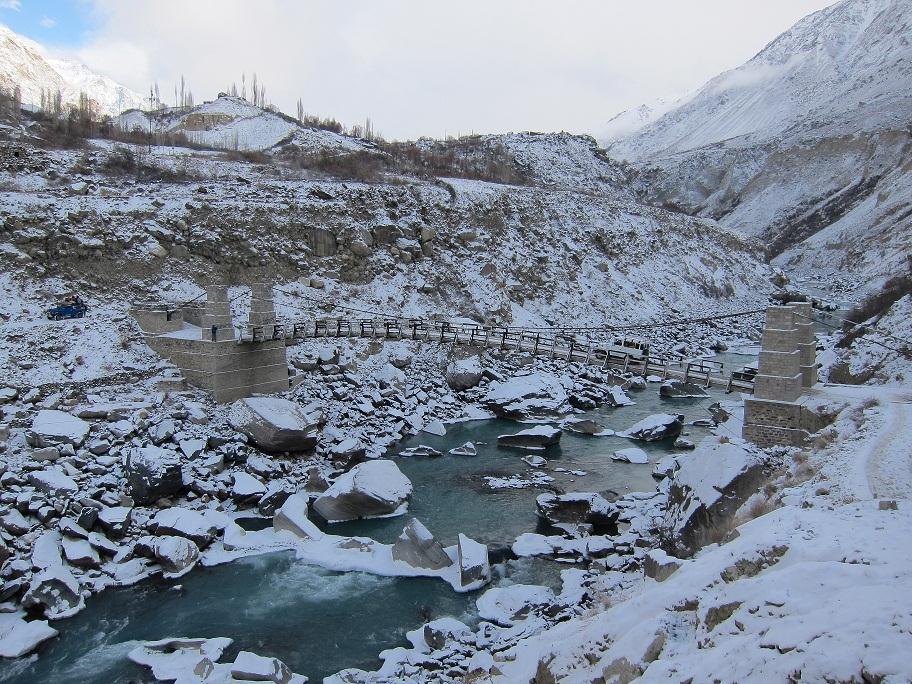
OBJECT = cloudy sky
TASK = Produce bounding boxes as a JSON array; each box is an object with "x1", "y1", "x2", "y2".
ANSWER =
[{"x1": 2, "y1": 0, "x2": 836, "y2": 139}]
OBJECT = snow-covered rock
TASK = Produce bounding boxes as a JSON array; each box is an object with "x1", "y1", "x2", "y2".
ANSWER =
[
  {"x1": 27, "y1": 468, "x2": 79, "y2": 497},
  {"x1": 485, "y1": 373, "x2": 569, "y2": 418},
  {"x1": 125, "y1": 446, "x2": 183, "y2": 505},
  {"x1": 313, "y1": 460, "x2": 412, "y2": 522},
  {"x1": 232, "y1": 472, "x2": 267, "y2": 502},
  {"x1": 273, "y1": 493, "x2": 323, "y2": 540},
  {"x1": 535, "y1": 492, "x2": 620, "y2": 526},
  {"x1": 0, "y1": 613, "x2": 58, "y2": 658},
  {"x1": 150, "y1": 508, "x2": 219, "y2": 548},
  {"x1": 612, "y1": 447, "x2": 650, "y2": 464},
  {"x1": 147, "y1": 535, "x2": 200, "y2": 576},
  {"x1": 448, "y1": 441, "x2": 478, "y2": 456},
  {"x1": 391, "y1": 518, "x2": 452, "y2": 570},
  {"x1": 230, "y1": 650, "x2": 294, "y2": 683},
  {"x1": 445, "y1": 357, "x2": 484, "y2": 391},
  {"x1": 457, "y1": 533, "x2": 490, "y2": 589},
  {"x1": 128, "y1": 636, "x2": 233, "y2": 682},
  {"x1": 621, "y1": 413, "x2": 684, "y2": 441},
  {"x1": 228, "y1": 397, "x2": 321, "y2": 453},
  {"x1": 22, "y1": 566, "x2": 84, "y2": 618},
  {"x1": 497, "y1": 424, "x2": 562, "y2": 451},
  {"x1": 476, "y1": 584, "x2": 557, "y2": 626},
  {"x1": 26, "y1": 410, "x2": 90, "y2": 448},
  {"x1": 659, "y1": 380, "x2": 710, "y2": 399}
]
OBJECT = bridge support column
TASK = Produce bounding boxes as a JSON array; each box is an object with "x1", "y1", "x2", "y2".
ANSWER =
[
  {"x1": 201, "y1": 284, "x2": 234, "y2": 341},
  {"x1": 742, "y1": 304, "x2": 817, "y2": 448},
  {"x1": 248, "y1": 282, "x2": 278, "y2": 339}
]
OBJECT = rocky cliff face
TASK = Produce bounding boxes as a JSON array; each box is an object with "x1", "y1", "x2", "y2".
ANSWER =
[
  {"x1": 605, "y1": 0, "x2": 912, "y2": 285},
  {"x1": 0, "y1": 133, "x2": 771, "y2": 334}
]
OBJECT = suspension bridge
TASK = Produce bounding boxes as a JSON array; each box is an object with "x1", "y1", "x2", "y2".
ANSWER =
[{"x1": 132, "y1": 283, "x2": 765, "y2": 402}]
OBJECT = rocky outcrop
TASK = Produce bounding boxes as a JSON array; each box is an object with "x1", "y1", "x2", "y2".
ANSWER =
[
  {"x1": 663, "y1": 441, "x2": 766, "y2": 555},
  {"x1": 228, "y1": 397, "x2": 321, "y2": 452},
  {"x1": 313, "y1": 460, "x2": 412, "y2": 522}
]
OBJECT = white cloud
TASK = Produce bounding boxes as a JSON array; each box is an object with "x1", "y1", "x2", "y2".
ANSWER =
[
  {"x1": 39, "y1": 15, "x2": 56, "y2": 28},
  {"x1": 0, "y1": 0, "x2": 22, "y2": 11},
  {"x1": 74, "y1": 0, "x2": 836, "y2": 140}
]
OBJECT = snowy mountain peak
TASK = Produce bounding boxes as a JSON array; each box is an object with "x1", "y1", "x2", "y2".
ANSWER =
[
  {"x1": 605, "y1": 0, "x2": 912, "y2": 160},
  {"x1": 0, "y1": 23, "x2": 146, "y2": 117}
]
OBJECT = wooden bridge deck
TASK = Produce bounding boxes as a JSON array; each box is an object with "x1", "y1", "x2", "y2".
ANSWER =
[{"x1": 238, "y1": 318, "x2": 754, "y2": 392}]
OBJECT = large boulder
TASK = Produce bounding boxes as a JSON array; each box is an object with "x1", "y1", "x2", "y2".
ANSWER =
[
  {"x1": 392, "y1": 518, "x2": 453, "y2": 570},
  {"x1": 497, "y1": 425, "x2": 561, "y2": 451},
  {"x1": 231, "y1": 650, "x2": 293, "y2": 684},
  {"x1": 228, "y1": 397, "x2": 321, "y2": 452},
  {"x1": 535, "y1": 492, "x2": 619, "y2": 527},
  {"x1": 26, "y1": 410, "x2": 90, "y2": 448},
  {"x1": 22, "y1": 566, "x2": 83, "y2": 618},
  {"x1": 273, "y1": 493, "x2": 323, "y2": 540},
  {"x1": 663, "y1": 441, "x2": 766, "y2": 555},
  {"x1": 484, "y1": 373, "x2": 569, "y2": 419},
  {"x1": 27, "y1": 468, "x2": 79, "y2": 498},
  {"x1": 621, "y1": 413, "x2": 684, "y2": 442},
  {"x1": 150, "y1": 508, "x2": 219, "y2": 548},
  {"x1": 660, "y1": 380, "x2": 709, "y2": 399},
  {"x1": 126, "y1": 446, "x2": 183, "y2": 504},
  {"x1": 457, "y1": 534, "x2": 490, "y2": 588},
  {"x1": 141, "y1": 535, "x2": 200, "y2": 576},
  {"x1": 445, "y1": 357, "x2": 484, "y2": 391},
  {"x1": 313, "y1": 460, "x2": 412, "y2": 522}
]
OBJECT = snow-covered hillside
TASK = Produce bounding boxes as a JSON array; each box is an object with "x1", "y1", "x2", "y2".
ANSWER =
[
  {"x1": 604, "y1": 0, "x2": 912, "y2": 286},
  {"x1": 116, "y1": 95, "x2": 372, "y2": 153},
  {"x1": 0, "y1": 24, "x2": 145, "y2": 117}
]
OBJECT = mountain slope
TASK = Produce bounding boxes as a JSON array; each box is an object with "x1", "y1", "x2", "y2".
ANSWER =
[
  {"x1": 0, "y1": 24, "x2": 145, "y2": 116},
  {"x1": 605, "y1": 0, "x2": 912, "y2": 285}
]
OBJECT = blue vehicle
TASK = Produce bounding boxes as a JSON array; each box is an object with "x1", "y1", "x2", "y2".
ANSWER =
[{"x1": 46, "y1": 295, "x2": 88, "y2": 320}]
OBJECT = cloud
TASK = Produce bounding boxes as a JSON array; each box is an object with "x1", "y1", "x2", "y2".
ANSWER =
[
  {"x1": 74, "y1": 0, "x2": 836, "y2": 140},
  {"x1": 0, "y1": 0, "x2": 22, "y2": 11},
  {"x1": 39, "y1": 15, "x2": 56, "y2": 28}
]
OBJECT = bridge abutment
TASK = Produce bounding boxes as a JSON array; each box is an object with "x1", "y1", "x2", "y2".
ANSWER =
[{"x1": 133, "y1": 283, "x2": 289, "y2": 403}]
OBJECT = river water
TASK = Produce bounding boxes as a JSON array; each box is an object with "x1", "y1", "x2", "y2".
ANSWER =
[{"x1": 0, "y1": 384, "x2": 729, "y2": 683}]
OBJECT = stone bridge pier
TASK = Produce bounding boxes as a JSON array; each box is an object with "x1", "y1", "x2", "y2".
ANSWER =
[{"x1": 742, "y1": 302, "x2": 818, "y2": 448}]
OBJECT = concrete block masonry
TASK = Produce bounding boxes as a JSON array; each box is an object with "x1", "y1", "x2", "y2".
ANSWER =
[
  {"x1": 742, "y1": 304, "x2": 818, "y2": 448},
  {"x1": 132, "y1": 284, "x2": 289, "y2": 403}
]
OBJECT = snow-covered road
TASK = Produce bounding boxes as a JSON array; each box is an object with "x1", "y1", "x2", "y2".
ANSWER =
[{"x1": 866, "y1": 394, "x2": 912, "y2": 500}]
